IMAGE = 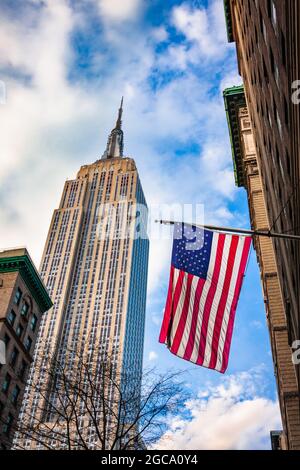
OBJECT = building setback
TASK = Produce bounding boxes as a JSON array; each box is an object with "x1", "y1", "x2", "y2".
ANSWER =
[
  {"x1": 224, "y1": 0, "x2": 300, "y2": 449},
  {"x1": 14, "y1": 100, "x2": 149, "y2": 449},
  {"x1": 0, "y1": 248, "x2": 52, "y2": 449}
]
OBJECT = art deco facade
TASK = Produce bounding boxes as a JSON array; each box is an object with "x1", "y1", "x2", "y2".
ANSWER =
[
  {"x1": 224, "y1": 0, "x2": 300, "y2": 449},
  {"x1": 0, "y1": 248, "x2": 52, "y2": 449},
  {"x1": 15, "y1": 101, "x2": 149, "y2": 449}
]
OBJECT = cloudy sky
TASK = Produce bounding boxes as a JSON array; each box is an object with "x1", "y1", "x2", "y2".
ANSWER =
[{"x1": 0, "y1": 0, "x2": 281, "y2": 449}]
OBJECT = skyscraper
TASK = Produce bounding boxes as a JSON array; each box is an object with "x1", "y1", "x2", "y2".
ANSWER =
[{"x1": 15, "y1": 100, "x2": 149, "y2": 449}]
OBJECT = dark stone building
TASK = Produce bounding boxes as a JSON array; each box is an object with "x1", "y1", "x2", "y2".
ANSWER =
[
  {"x1": 224, "y1": 0, "x2": 300, "y2": 449},
  {"x1": 224, "y1": 85, "x2": 300, "y2": 449}
]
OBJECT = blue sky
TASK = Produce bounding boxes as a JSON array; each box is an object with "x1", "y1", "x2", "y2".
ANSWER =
[{"x1": 0, "y1": 0, "x2": 281, "y2": 449}]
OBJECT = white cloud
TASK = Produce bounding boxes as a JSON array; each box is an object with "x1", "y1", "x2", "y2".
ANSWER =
[
  {"x1": 0, "y1": 0, "x2": 241, "y2": 296},
  {"x1": 151, "y1": 26, "x2": 168, "y2": 43},
  {"x1": 97, "y1": 0, "x2": 141, "y2": 22},
  {"x1": 0, "y1": 1, "x2": 99, "y2": 267},
  {"x1": 151, "y1": 313, "x2": 161, "y2": 326},
  {"x1": 251, "y1": 320, "x2": 264, "y2": 330},
  {"x1": 148, "y1": 351, "x2": 158, "y2": 361},
  {"x1": 171, "y1": 0, "x2": 228, "y2": 61},
  {"x1": 154, "y1": 366, "x2": 281, "y2": 450},
  {"x1": 220, "y1": 69, "x2": 243, "y2": 92}
]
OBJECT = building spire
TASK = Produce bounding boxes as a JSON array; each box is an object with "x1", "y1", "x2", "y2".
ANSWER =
[
  {"x1": 102, "y1": 97, "x2": 124, "y2": 159},
  {"x1": 115, "y1": 96, "x2": 123, "y2": 129}
]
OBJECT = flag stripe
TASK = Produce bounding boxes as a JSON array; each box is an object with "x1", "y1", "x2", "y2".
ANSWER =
[
  {"x1": 176, "y1": 276, "x2": 205, "y2": 359},
  {"x1": 159, "y1": 265, "x2": 175, "y2": 344},
  {"x1": 214, "y1": 236, "x2": 245, "y2": 371},
  {"x1": 189, "y1": 232, "x2": 219, "y2": 363},
  {"x1": 220, "y1": 236, "x2": 252, "y2": 373},
  {"x1": 197, "y1": 233, "x2": 227, "y2": 366},
  {"x1": 159, "y1": 224, "x2": 252, "y2": 373},
  {"x1": 182, "y1": 277, "x2": 206, "y2": 361},
  {"x1": 171, "y1": 273, "x2": 194, "y2": 354},
  {"x1": 169, "y1": 270, "x2": 188, "y2": 345},
  {"x1": 207, "y1": 235, "x2": 239, "y2": 370},
  {"x1": 159, "y1": 267, "x2": 182, "y2": 344}
]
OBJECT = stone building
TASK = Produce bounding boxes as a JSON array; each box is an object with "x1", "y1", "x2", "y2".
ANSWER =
[
  {"x1": 0, "y1": 248, "x2": 52, "y2": 449},
  {"x1": 224, "y1": 85, "x2": 300, "y2": 449}
]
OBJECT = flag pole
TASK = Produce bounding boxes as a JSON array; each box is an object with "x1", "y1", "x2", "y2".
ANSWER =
[{"x1": 155, "y1": 219, "x2": 300, "y2": 241}]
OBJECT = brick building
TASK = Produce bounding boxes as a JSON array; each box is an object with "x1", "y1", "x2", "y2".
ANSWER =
[
  {"x1": 224, "y1": 85, "x2": 300, "y2": 449},
  {"x1": 0, "y1": 248, "x2": 52, "y2": 449},
  {"x1": 224, "y1": 0, "x2": 300, "y2": 449}
]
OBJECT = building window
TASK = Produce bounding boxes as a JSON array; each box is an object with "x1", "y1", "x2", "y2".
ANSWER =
[
  {"x1": 271, "y1": 1, "x2": 277, "y2": 29},
  {"x1": 16, "y1": 323, "x2": 24, "y2": 339},
  {"x1": 24, "y1": 336, "x2": 32, "y2": 352},
  {"x1": 30, "y1": 314, "x2": 38, "y2": 332},
  {"x1": 3, "y1": 413, "x2": 13, "y2": 436},
  {"x1": 10, "y1": 347, "x2": 19, "y2": 368},
  {"x1": 276, "y1": 110, "x2": 282, "y2": 138},
  {"x1": 11, "y1": 385, "x2": 20, "y2": 406},
  {"x1": 8, "y1": 310, "x2": 16, "y2": 327},
  {"x1": 270, "y1": 47, "x2": 276, "y2": 78},
  {"x1": 4, "y1": 333, "x2": 10, "y2": 346},
  {"x1": 274, "y1": 63, "x2": 279, "y2": 88},
  {"x1": 286, "y1": 148, "x2": 291, "y2": 178},
  {"x1": 268, "y1": 109, "x2": 272, "y2": 129},
  {"x1": 267, "y1": 0, "x2": 277, "y2": 28},
  {"x1": 18, "y1": 360, "x2": 27, "y2": 381},
  {"x1": 284, "y1": 96, "x2": 289, "y2": 126},
  {"x1": 2, "y1": 373, "x2": 11, "y2": 394},
  {"x1": 263, "y1": 58, "x2": 269, "y2": 84},
  {"x1": 281, "y1": 30, "x2": 286, "y2": 67},
  {"x1": 14, "y1": 288, "x2": 22, "y2": 306},
  {"x1": 258, "y1": 9, "x2": 266, "y2": 40},
  {"x1": 21, "y1": 301, "x2": 29, "y2": 318}
]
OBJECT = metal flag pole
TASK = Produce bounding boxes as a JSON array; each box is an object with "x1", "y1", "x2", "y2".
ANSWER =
[{"x1": 155, "y1": 219, "x2": 300, "y2": 241}]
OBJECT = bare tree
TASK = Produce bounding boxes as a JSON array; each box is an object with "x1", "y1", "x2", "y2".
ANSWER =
[{"x1": 11, "y1": 346, "x2": 188, "y2": 450}]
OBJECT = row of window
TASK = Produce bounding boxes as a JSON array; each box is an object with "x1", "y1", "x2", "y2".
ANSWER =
[
  {"x1": 1, "y1": 375, "x2": 20, "y2": 405},
  {"x1": 13, "y1": 288, "x2": 30, "y2": 316},
  {"x1": 1, "y1": 336, "x2": 28, "y2": 376},
  {"x1": 239, "y1": 1, "x2": 292, "y2": 228},
  {"x1": 6, "y1": 316, "x2": 34, "y2": 353},
  {"x1": 8, "y1": 308, "x2": 37, "y2": 332}
]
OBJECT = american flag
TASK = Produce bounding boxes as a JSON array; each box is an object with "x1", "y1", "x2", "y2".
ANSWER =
[{"x1": 159, "y1": 223, "x2": 252, "y2": 373}]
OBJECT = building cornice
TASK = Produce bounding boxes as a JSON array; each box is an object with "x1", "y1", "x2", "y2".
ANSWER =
[
  {"x1": 223, "y1": 0, "x2": 234, "y2": 43},
  {"x1": 0, "y1": 254, "x2": 53, "y2": 313},
  {"x1": 223, "y1": 85, "x2": 246, "y2": 188}
]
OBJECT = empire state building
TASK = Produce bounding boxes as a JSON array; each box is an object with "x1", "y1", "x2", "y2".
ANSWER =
[{"x1": 15, "y1": 99, "x2": 149, "y2": 449}]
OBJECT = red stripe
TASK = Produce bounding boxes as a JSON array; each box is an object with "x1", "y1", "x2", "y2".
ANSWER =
[
  {"x1": 159, "y1": 266, "x2": 175, "y2": 343},
  {"x1": 159, "y1": 268, "x2": 185, "y2": 345},
  {"x1": 183, "y1": 278, "x2": 206, "y2": 361},
  {"x1": 196, "y1": 234, "x2": 225, "y2": 366},
  {"x1": 170, "y1": 273, "x2": 194, "y2": 355},
  {"x1": 220, "y1": 237, "x2": 252, "y2": 373},
  {"x1": 208, "y1": 235, "x2": 239, "y2": 370}
]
